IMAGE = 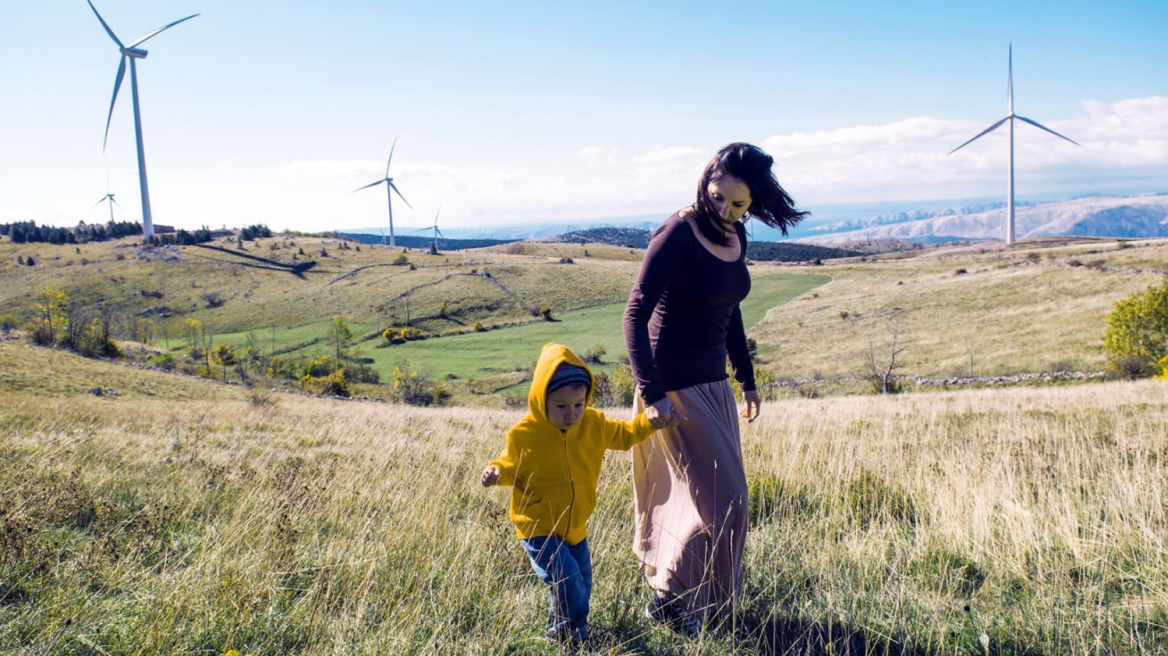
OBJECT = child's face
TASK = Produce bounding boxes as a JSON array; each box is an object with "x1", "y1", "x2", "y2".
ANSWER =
[{"x1": 546, "y1": 384, "x2": 587, "y2": 431}]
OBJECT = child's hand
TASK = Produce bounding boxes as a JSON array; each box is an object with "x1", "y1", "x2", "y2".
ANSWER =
[
  {"x1": 481, "y1": 465, "x2": 500, "y2": 487},
  {"x1": 648, "y1": 414, "x2": 672, "y2": 430}
]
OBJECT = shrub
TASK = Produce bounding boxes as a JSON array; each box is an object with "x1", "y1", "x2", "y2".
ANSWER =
[
  {"x1": 473, "y1": 321, "x2": 486, "y2": 332},
  {"x1": 1103, "y1": 279, "x2": 1168, "y2": 378},
  {"x1": 201, "y1": 291, "x2": 225, "y2": 308},
  {"x1": 583, "y1": 342, "x2": 606, "y2": 364},
  {"x1": 389, "y1": 363, "x2": 443, "y2": 406},
  {"x1": 148, "y1": 353, "x2": 177, "y2": 371},
  {"x1": 540, "y1": 306, "x2": 553, "y2": 321},
  {"x1": 591, "y1": 364, "x2": 636, "y2": 407},
  {"x1": 302, "y1": 368, "x2": 351, "y2": 397},
  {"x1": 0, "y1": 315, "x2": 15, "y2": 334},
  {"x1": 392, "y1": 253, "x2": 410, "y2": 266},
  {"x1": 954, "y1": 268, "x2": 967, "y2": 275}
]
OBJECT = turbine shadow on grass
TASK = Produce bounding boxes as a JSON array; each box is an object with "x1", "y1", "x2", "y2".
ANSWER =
[{"x1": 190, "y1": 244, "x2": 318, "y2": 279}]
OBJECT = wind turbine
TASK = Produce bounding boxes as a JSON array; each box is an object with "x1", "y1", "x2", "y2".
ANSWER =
[
  {"x1": 949, "y1": 44, "x2": 1080, "y2": 246},
  {"x1": 87, "y1": 1, "x2": 197, "y2": 242},
  {"x1": 415, "y1": 207, "x2": 444, "y2": 254},
  {"x1": 92, "y1": 173, "x2": 122, "y2": 222},
  {"x1": 354, "y1": 137, "x2": 412, "y2": 247}
]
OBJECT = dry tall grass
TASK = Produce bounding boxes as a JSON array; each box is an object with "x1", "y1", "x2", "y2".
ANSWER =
[{"x1": 2, "y1": 381, "x2": 1165, "y2": 655}]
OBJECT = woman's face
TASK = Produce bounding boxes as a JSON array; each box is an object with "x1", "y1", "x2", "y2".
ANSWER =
[{"x1": 706, "y1": 174, "x2": 752, "y2": 225}]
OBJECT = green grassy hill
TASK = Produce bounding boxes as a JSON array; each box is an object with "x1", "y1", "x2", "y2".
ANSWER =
[{"x1": 2, "y1": 232, "x2": 1164, "y2": 400}]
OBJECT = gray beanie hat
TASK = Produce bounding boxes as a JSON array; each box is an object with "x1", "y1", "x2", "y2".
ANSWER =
[{"x1": 547, "y1": 363, "x2": 591, "y2": 396}]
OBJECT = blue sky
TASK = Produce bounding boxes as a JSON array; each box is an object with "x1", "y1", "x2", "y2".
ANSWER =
[{"x1": 1, "y1": 0, "x2": 1165, "y2": 232}]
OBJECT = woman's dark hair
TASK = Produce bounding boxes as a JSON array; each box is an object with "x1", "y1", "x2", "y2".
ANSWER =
[{"x1": 692, "y1": 142, "x2": 809, "y2": 247}]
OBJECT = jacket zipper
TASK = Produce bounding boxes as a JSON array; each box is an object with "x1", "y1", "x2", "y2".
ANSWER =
[{"x1": 561, "y1": 429, "x2": 575, "y2": 538}]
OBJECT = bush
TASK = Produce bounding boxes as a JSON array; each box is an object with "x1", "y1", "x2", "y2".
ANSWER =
[
  {"x1": 583, "y1": 342, "x2": 606, "y2": 364},
  {"x1": 302, "y1": 368, "x2": 351, "y2": 397},
  {"x1": 148, "y1": 353, "x2": 177, "y2": 371},
  {"x1": 540, "y1": 306, "x2": 553, "y2": 321},
  {"x1": 392, "y1": 253, "x2": 410, "y2": 266},
  {"x1": 473, "y1": 321, "x2": 487, "y2": 332},
  {"x1": 201, "y1": 291, "x2": 225, "y2": 308},
  {"x1": 389, "y1": 363, "x2": 444, "y2": 406},
  {"x1": 591, "y1": 364, "x2": 636, "y2": 407},
  {"x1": 1103, "y1": 279, "x2": 1168, "y2": 378}
]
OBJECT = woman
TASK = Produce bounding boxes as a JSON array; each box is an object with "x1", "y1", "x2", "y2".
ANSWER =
[{"x1": 623, "y1": 142, "x2": 806, "y2": 633}]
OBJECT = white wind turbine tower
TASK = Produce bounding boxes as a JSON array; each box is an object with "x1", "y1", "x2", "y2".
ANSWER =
[
  {"x1": 92, "y1": 173, "x2": 122, "y2": 222},
  {"x1": 415, "y1": 207, "x2": 444, "y2": 254},
  {"x1": 354, "y1": 137, "x2": 412, "y2": 247},
  {"x1": 87, "y1": 1, "x2": 198, "y2": 242},
  {"x1": 949, "y1": 44, "x2": 1080, "y2": 246}
]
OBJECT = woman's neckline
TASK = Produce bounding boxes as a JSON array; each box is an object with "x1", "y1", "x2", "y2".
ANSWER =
[{"x1": 676, "y1": 209, "x2": 743, "y2": 264}]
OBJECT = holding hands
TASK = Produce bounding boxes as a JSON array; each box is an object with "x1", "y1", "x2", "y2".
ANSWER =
[{"x1": 646, "y1": 397, "x2": 683, "y2": 429}]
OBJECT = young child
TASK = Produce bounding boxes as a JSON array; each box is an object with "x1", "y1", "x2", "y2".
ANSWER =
[{"x1": 481, "y1": 343, "x2": 668, "y2": 645}]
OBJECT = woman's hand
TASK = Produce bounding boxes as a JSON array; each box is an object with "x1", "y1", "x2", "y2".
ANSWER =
[
  {"x1": 481, "y1": 465, "x2": 500, "y2": 487},
  {"x1": 646, "y1": 397, "x2": 682, "y2": 428},
  {"x1": 740, "y1": 390, "x2": 761, "y2": 423}
]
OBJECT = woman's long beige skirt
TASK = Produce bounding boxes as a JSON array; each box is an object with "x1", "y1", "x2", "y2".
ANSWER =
[{"x1": 632, "y1": 379, "x2": 748, "y2": 616}]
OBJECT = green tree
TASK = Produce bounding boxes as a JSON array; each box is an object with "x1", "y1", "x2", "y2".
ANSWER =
[
  {"x1": 210, "y1": 344, "x2": 237, "y2": 380},
  {"x1": 1104, "y1": 279, "x2": 1168, "y2": 377},
  {"x1": 329, "y1": 317, "x2": 353, "y2": 362},
  {"x1": 32, "y1": 288, "x2": 70, "y2": 345}
]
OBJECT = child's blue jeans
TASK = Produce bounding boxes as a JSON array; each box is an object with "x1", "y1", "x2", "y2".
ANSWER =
[{"x1": 520, "y1": 536, "x2": 592, "y2": 642}]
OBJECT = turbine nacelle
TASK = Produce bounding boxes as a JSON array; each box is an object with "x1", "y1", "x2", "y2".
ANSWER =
[{"x1": 122, "y1": 47, "x2": 149, "y2": 59}]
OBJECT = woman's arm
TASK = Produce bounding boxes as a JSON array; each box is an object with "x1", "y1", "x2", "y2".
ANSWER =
[
  {"x1": 623, "y1": 219, "x2": 687, "y2": 406},
  {"x1": 726, "y1": 304, "x2": 760, "y2": 421}
]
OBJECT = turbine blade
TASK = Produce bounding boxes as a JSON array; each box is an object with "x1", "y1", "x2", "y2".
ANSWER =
[
  {"x1": 103, "y1": 56, "x2": 127, "y2": 151},
  {"x1": 86, "y1": 0, "x2": 124, "y2": 48},
  {"x1": 436, "y1": 227, "x2": 444, "y2": 238},
  {"x1": 414, "y1": 226, "x2": 429, "y2": 232},
  {"x1": 128, "y1": 14, "x2": 200, "y2": 48},
  {"x1": 1015, "y1": 115, "x2": 1081, "y2": 147},
  {"x1": 111, "y1": 197, "x2": 123, "y2": 209},
  {"x1": 386, "y1": 136, "x2": 398, "y2": 177},
  {"x1": 352, "y1": 179, "x2": 386, "y2": 193},
  {"x1": 389, "y1": 182, "x2": 412, "y2": 209},
  {"x1": 433, "y1": 206, "x2": 441, "y2": 225},
  {"x1": 948, "y1": 117, "x2": 1009, "y2": 155},
  {"x1": 93, "y1": 197, "x2": 108, "y2": 209}
]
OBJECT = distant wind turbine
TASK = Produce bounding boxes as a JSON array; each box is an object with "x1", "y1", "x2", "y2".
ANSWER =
[
  {"x1": 354, "y1": 137, "x2": 412, "y2": 247},
  {"x1": 415, "y1": 207, "x2": 444, "y2": 254},
  {"x1": 92, "y1": 173, "x2": 122, "y2": 222},
  {"x1": 87, "y1": 0, "x2": 198, "y2": 242},
  {"x1": 949, "y1": 44, "x2": 1080, "y2": 246}
]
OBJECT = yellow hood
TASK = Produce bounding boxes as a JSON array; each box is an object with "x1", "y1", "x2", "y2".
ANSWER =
[{"x1": 528, "y1": 343, "x2": 594, "y2": 426}]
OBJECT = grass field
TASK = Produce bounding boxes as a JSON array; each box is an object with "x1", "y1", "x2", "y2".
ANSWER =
[
  {"x1": 1, "y1": 372, "x2": 1164, "y2": 655},
  {"x1": 752, "y1": 238, "x2": 1167, "y2": 381},
  {"x1": 4, "y1": 233, "x2": 1163, "y2": 397},
  {"x1": 227, "y1": 271, "x2": 832, "y2": 384}
]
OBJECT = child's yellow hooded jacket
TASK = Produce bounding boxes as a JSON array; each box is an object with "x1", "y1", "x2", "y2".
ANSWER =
[{"x1": 489, "y1": 343, "x2": 656, "y2": 544}]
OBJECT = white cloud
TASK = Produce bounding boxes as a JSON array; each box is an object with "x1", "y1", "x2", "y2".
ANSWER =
[
  {"x1": 578, "y1": 145, "x2": 617, "y2": 157},
  {"x1": 763, "y1": 97, "x2": 1168, "y2": 204},
  {"x1": 285, "y1": 159, "x2": 384, "y2": 180},
  {"x1": 633, "y1": 145, "x2": 701, "y2": 164}
]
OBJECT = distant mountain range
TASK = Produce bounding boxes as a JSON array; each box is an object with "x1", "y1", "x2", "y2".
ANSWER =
[
  {"x1": 340, "y1": 194, "x2": 1168, "y2": 247},
  {"x1": 797, "y1": 194, "x2": 1168, "y2": 245}
]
